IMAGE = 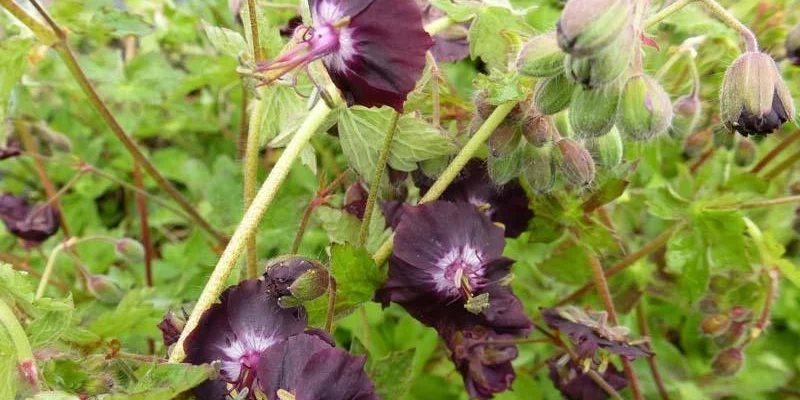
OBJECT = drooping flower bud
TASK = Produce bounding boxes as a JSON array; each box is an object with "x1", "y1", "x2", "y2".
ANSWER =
[
  {"x1": 556, "y1": 0, "x2": 632, "y2": 56},
  {"x1": 343, "y1": 181, "x2": 368, "y2": 220},
  {"x1": 488, "y1": 146, "x2": 524, "y2": 185},
  {"x1": 521, "y1": 107, "x2": 556, "y2": 147},
  {"x1": 786, "y1": 24, "x2": 800, "y2": 66},
  {"x1": 18, "y1": 359, "x2": 38, "y2": 388},
  {"x1": 719, "y1": 51, "x2": 796, "y2": 136},
  {"x1": 617, "y1": 74, "x2": 673, "y2": 141},
  {"x1": 569, "y1": 84, "x2": 620, "y2": 138},
  {"x1": 114, "y1": 238, "x2": 145, "y2": 264},
  {"x1": 534, "y1": 73, "x2": 575, "y2": 115},
  {"x1": 158, "y1": 310, "x2": 187, "y2": 346},
  {"x1": 711, "y1": 348, "x2": 744, "y2": 377},
  {"x1": 264, "y1": 256, "x2": 330, "y2": 307},
  {"x1": 522, "y1": 145, "x2": 557, "y2": 193},
  {"x1": 734, "y1": 139, "x2": 756, "y2": 167},
  {"x1": 488, "y1": 122, "x2": 522, "y2": 157},
  {"x1": 583, "y1": 126, "x2": 624, "y2": 167},
  {"x1": 683, "y1": 129, "x2": 711, "y2": 158},
  {"x1": 564, "y1": 24, "x2": 634, "y2": 89},
  {"x1": 516, "y1": 32, "x2": 566, "y2": 77},
  {"x1": 700, "y1": 313, "x2": 731, "y2": 337},
  {"x1": 669, "y1": 93, "x2": 702, "y2": 139},
  {"x1": 87, "y1": 274, "x2": 125, "y2": 304},
  {"x1": 557, "y1": 138, "x2": 596, "y2": 187},
  {"x1": 474, "y1": 90, "x2": 495, "y2": 120}
]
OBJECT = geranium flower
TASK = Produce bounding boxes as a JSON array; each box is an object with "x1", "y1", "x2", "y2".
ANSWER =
[
  {"x1": 413, "y1": 159, "x2": 533, "y2": 238},
  {"x1": 542, "y1": 307, "x2": 651, "y2": 360},
  {"x1": 377, "y1": 201, "x2": 531, "y2": 336},
  {"x1": 183, "y1": 279, "x2": 307, "y2": 397},
  {"x1": 548, "y1": 356, "x2": 628, "y2": 400},
  {"x1": 0, "y1": 194, "x2": 60, "y2": 246},
  {"x1": 256, "y1": 0, "x2": 433, "y2": 111}
]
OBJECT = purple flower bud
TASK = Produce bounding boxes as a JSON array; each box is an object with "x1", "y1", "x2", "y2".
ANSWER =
[
  {"x1": 734, "y1": 139, "x2": 756, "y2": 167},
  {"x1": 0, "y1": 138, "x2": 21, "y2": 160},
  {"x1": 548, "y1": 356, "x2": 628, "y2": 400},
  {"x1": 488, "y1": 122, "x2": 522, "y2": 157},
  {"x1": 87, "y1": 274, "x2": 125, "y2": 304},
  {"x1": 18, "y1": 359, "x2": 39, "y2": 388},
  {"x1": 0, "y1": 194, "x2": 60, "y2": 246},
  {"x1": 264, "y1": 256, "x2": 329, "y2": 306},
  {"x1": 683, "y1": 129, "x2": 711, "y2": 158},
  {"x1": 617, "y1": 74, "x2": 673, "y2": 141},
  {"x1": 669, "y1": 93, "x2": 702, "y2": 139},
  {"x1": 556, "y1": 0, "x2": 632, "y2": 56},
  {"x1": 521, "y1": 111, "x2": 556, "y2": 147},
  {"x1": 720, "y1": 52, "x2": 796, "y2": 136},
  {"x1": 556, "y1": 138, "x2": 596, "y2": 187},
  {"x1": 700, "y1": 313, "x2": 731, "y2": 337},
  {"x1": 114, "y1": 238, "x2": 145, "y2": 264},
  {"x1": 441, "y1": 325, "x2": 520, "y2": 399},
  {"x1": 257, "y1": 0, "x2": 433, "y2": 112},
  {"x1": 786, "y1": 24, "x2": 800, "y2": 66},
  {"x1": 343, "y1": 181, "x2": 369, "y2": 220},
  {"x1": 158, "y1": 310, "x2": 186, "y2": 347},
  {"x1": 711, "y1": 347, "x2": 745, "y2": 377}
]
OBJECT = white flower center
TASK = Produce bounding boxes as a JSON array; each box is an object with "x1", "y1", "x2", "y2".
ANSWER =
[
  {"x1": 217, "y1": 331, "x2": 276, "y2": 380},
  {"x1": 433, "y1": 245, "x2": 486, "y2": 298}
]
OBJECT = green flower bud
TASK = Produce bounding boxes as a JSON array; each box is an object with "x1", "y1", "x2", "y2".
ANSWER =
[
  {"x1": 87, "y1": 274, "x2": 124, "y2": 304},
  {"x1": 617, "y1": 74, "x2": 673, "y2": 141},
  {"x1": 114, "y1": 238, "x2": 145, "y2": 264},
  {"x1": 569, "y1": 83, "x2": 620, "y2": 138},
  {"x1": 583, "y1": 126, "x2": 624, "y2": 167},
  {"x1": 556, "y1": 0, "x2": 632, "y2": 56},
  {"x1": 720, "y1": 51, "x2": 796, "y2": 137},
  {"x1": 265, "y1": 256, "x2": 330, "y2": 306},
  {"x1": 534, "y1": 73, "x2": 576, "y2": 115},
  {"x1": 564, "y1": 24, "x2": 634, "y2": 89},
  {"x1": 488, "y1": 145, "x2": 525, "y2": 185},
  {"x1": 522, "y1": 145, "x2": 557, "y2": 193},
  {"x1": 669, "y1": 93, "x2": 702, "y2": 139},
  {"x1": 683, "y1": 129, "x2": 711, "y2": 158},
  {"x1": 516, "y1": 32, "x2": 566, "y2": 77},
  {"x1": 474, "y1": 89, "x2": 495, "y2": 120},
  {"x1": 287, "y1": 268, "x2": 330, "y2": 303},
  {"x1": 787, "y1": 24, "x2": 800, "y2": 66},
  {"x1": 557, "y1": 138, "x2": 596, "y2": 187},
  {"x1": 489, "y1": 122, "x2": 522, "y2": 157},
  {"x1": 711, "y1": 348, "x2": 744, "y2": 377},
  {"x1": 520, "y1": 108, "x2": 556, "y2": 147},
  {"x1": 734, "y1": 139, "x2": 756, "y2": 167},
  {"x1": 700, "y1": 313, "x2": 731, "y2": 337},
  {"x1": 554, "y1": 110, "x2": 574, "y2": 138}
]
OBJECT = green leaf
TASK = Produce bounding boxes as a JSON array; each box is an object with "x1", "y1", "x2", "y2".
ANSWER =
[
  {"x1": 27, "y1": 391, "x2": 81, "y2": 400},
  {"x1": 0, "y1": 37, "x2": 35, "y2": 138},
  {"x1": 106, "y1": 363, "x2": 214, "y2": 400},
  {"x1": 666, "y1": 229, "x2": 710, "y2": 303},
  {"x1": 240, "y1": 3, "x2": 284, "y2": 59},
  {"x1": 0, "y1": 264, "x2": 35, "y2": 304},
  {"x1": 27, "y1": 296, "x2": 75, "y2": 348},
  {"x1": 468, "y1": 7, "x2": 531, "y2": 70},
  {"x1": 87, "y1": 288, "x2": 161, "y2": 338},
  {"x1": 582, "y1": 178, "x2": 629, "y2": 212},
  {"x1": 92, "y1": 7, "x2": 152, "y2": 37},
  {"x1": 330, "y1": 244, "x2": 384, "y2": 310},
  {"x1": 430, "y1": 0, "x2": 481, "y2": 22},
  {"x1": 203, "y1": 23, "x2": 248, "y2": 59},
  {"x1": 537, "y1": 242, "x2": 592, "y2": 285},
  {"x1": 645, "y1": 186, "x2": 690, "y2": 220},
  {"x1": 368, "y1": 349, "x2": 416, "y2": 399},
  {"x1": 254, "y1": 85, "x2": 308, "y2": 147},
  {"x1": 337, "y1": 107, "x2": 457, "y2": 178},
  {"x1": 692, "y1": 208, "x2": 750, "y2": 270},
  {"x1": 474, "y1": 72, "x2": 530, "y2": 105}
]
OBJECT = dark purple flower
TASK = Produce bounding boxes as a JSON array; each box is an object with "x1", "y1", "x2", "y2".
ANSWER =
[
  {"x1": 441, "y1": 325, "x2": 520, "y2": 399},
  {"x1": 257, "y1": 0, "x2": 433, "y2": 111},
  {"x1": 548, "y1": 357, "x2": 628, "y2": 400},
  {"x1": 0, "y1": 194, "x2": 60, "y2": 245},
  {"x1": 183, "y1": 279, "x2": 307, "y2": 397},
  {"x1": 542, "y1": 307, "x2": 651, "y2": 360},
  {"x1": 343, "y1": 181, "x2": 368, "y2": 220},
  {"x1": 377, "y1": 201, "x2": 531, "y2": 336},
  {"x1": 0, "y1": 138, "x2": 21, "y2": 160},
  {"x1": 416, "y1": 0, "x2": 469, "y2": 62},
  {"x1": 158, "y1": 310, "x2": 186, "y2": 347},
  {"x1": 413, "y1": 159, "x2": 533, "y2": 238},
  {"x1": 257, "y1": 332, "x2": 378, "y2": 400}
]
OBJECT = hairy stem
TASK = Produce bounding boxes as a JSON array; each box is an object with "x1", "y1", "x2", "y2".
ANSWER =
[
  {"x1": 636, "y1": 302, "x2": 671, "y2": 400},
  {"x1": 0, "y1": 0, "x2": 57, "y2": 44},
  {"x1": 740, "y1": 268, "x2": 779, "y2": 348},
  {"x1": 244, "y1": 93, "x2": 268, "y2": 279},
  {"x1": 371, "y1": 102, "x2": 518, "y2": 266},
  {"x1": 291, "y1": 171, "x2": 350, "y2": 254},
  {"x1": 246, "y1": 0, "x2": 263, "y2": 61},
  {"x1": 169, "y1": 101, "x2": 333, "y2": 363},
  {"x1": 645, "y1": 0, "x2": 758, "y2": 51},
  {"x1": 35, "y1": 242, "x2": 67, "y2": 300},
  {"x1": 133, "y1": 164, "x2": 155, "y2": 287},
  {"x1": 751, "y1": 131, "x2": 800, "y2": 173},
  {"x1": 325, "y1": 278, "x2": 338, "y2": 333},
  {"x1": 358, "y1": 112, "x2": 400, "y2": 247},
  {"x1": 0, "y1": 298, "x2": 36, "y2": 386}
]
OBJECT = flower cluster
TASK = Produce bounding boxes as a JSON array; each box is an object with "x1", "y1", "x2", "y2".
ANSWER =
[
  {"x1": 0, "y1": 194, "x2": 60, "y2": 246},
  {"x1": 377, "y1": 201, "x2": 531, "y2": 398}
]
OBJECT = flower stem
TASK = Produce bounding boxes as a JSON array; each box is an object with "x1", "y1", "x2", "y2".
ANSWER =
[
  {"x1": 358, "y1": 112, "x2": 400, "y2": 247},
  {"x1": 371, "y1": 102, "x2": 518, "y2": 266},
  {"x1": 0, "y1": 0, "x2": 57, "y2": 44},
  {"x1": 751, "y1": 130, "x2": 800, "y2": 173},
  {"x1": 133, "y1": 164, "x2": 155, "y2": 287},
  {"x1": 325, "y1": 278, "x2": 338, "y2": 333},
  {"x1": 244, "y1": 93, "x2": 268, "y2": 279},
  {"x1": 291, "y1": 171, "x2": 349, "y2": 253},
  {"x1": 554, "y1": 221, "x2": 687, "y2": 307},
  {"x1": 246, "y1": 0, "x2": 263, "y2": 61},
  {"x1": 636, "y1": 302, "x2": 671, "y2": 400},
  {"x1": 0, "y1": 298, "x2": 37, "y2": 387},
  {"x1": 740, "y1": 268, "x2": 779, "y2": 348},
  {"x1": 645, "y1": 0, "x2": 758, "y2": 51},
  {"x1": 35, "y1": 236, "x2": 116, "y2": 299},
  {"x1": 169, "y1": 101, "x2": 333, "y2": 363},
  {"x1": 762, "y1": 149, "x2": 800, "y2": 180}
]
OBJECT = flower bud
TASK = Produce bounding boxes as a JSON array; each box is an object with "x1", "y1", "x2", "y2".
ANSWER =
[
  {"x1": 534, "y1": 73, "x2": 575, "y2": 115},
  {"x1": 569, "y1": 84, "x2": 620, "y2": 138},
  {"x1": 711, "y1": 348, "x2": 744, "y2": 377},
  {"x1": 18, "y1": 359, "x2": 38, "y2": 388},
  {"x1": 488, "y1": 145, "x2": 525, "y2": 185},
  {"x1": 557, "y1": 138, "x2": 596, "y2": 187},
  {"x1": 114, "y1": 238, "x2": 145, "y2": 264},
  {"x1": 265, "y1": 256, "x2": 330, "y2": 306},
  {"x1": 522, "y1": 145, "x2": 557, "y2": 193},
  {"x1": 683, "y1": 129, "x2": 711, "y2": 158},
  {"x1": 516, "y1": 32, "x2": 566, "y2": 77},
  {"x1": 87, "y1": 274, "x2": 124, "y2": 304},
  {"x1": 564, "y1": 24, "x2": 634, "y2": 88},
  {"x1": 489, "y1": 122, "x2": 522, "y2": 157},
  {"x1": 720, "y1": 51, "x2": 796, "y2": 136},
  {"x1": 556, "y1": 0, "x2": 632, "y2": 56},
  {"x1": 521, "y1": 109, "x2": 556, "y2": 147},
  {"x1": 474, "y1": 90, "x2": 495, "y2": 120},
  {"x1": 617, "y1": 74, "x2": 673, "y2": 141},
  {"x1": 583, "y1": 126, "x2": 624, "y2": 167},
  {"x1": 700, "y1": 313, "x2": 731, "y2": 337},
  {"x1": 158, "y1": 310, "x2": 186, "y2": 346},
  {"x1": 729, "y1": 306, "x2": 753, "y2": 323},
  {"x1": 786, "y1": 24, "x2": 800, "y2": 66},
  {"x1": 554, "y1": 110, "x2": 574, "y2": 138},
  {"x1": 714, "y1": 321, "x2": 747, "y2": 348},
  {"x1": 343, "y1": 181, "x2": 368, "y2": 220},
  {"x1": 734, "y1": 139, "x2": 756, "y2": 167},
  {"x1": 669, "y1": 93, "x2": 702, "y2": 139},
  {"x1": 712, "y1": 124, "x2": 736, "y2": 150}
]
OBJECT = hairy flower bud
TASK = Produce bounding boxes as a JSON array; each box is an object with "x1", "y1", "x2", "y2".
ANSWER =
[
  {"x1": 711, "y1": 348, "x2": 744, "y2": 377},
  {"x1": 343, "y1": 181, "x2": 368, "y2": 220},
  {"x1": 534, "y1": 73, "x2": 575, "y2": 115},
  {"x1": 734, "y1": 139, "x2": 756, "y2": 167},
  {"x1": 786, "y1": 24, "x2": 800, "y2": 66},
  {"x1": 583, "y1": 126, "x2": 623, "y2": 167},
  {"x1": 617, "y1": 74, "x2": 673, "y2": 141},
  {"x1": 265, "y1": 256, "x2": 330, "y2": 307},
  {"x1": 556, "y1": 0, "x2": 632, "y2": 56},
  {"x1": 700, "y1": 313, "x2": 731, "y2": 337},
  {"x1": 557, "y1": 138, "x2": 596, "y2": 187},
  {"x1": 570, "y1": 84, "x2": 620, "y2": 138},
  {"x1": 669, "y1": 93, "x2": 702, "y2": 139},
  {"x1": 683, "y1": 129, "x2": 711, "y2": 158},
  {"x1": 564, "y1": 24, "x2": 634, "y2": 88},
  {"x1": 522, "y1": 145, "x2": 557, "y2": 193},
  {"x1": 474, "y1": 90, "x2": 495, "y2": 120},
  {"x1": 114, "y1": 238, "x2": 145, "y2": 264},
  {"x1": 18, "y1": 359, "x2": 38, "y2": 388},
  {"x1": 488, "y1": 145, "x2": 525, "y2": 185},
  {"x1": 489, "y1": 122, "x2": 522, "y2": 157},
  {"x1": 521, "y1": 109, "x2": 556, "y2": 147},
  {"x1": 720, "y1": 52, "x2": 796, "y2": 136},
  {"x1": 87, "y1": 274, "x2": 125, "y2": 304},
  {"x1": 158, "y1": 310, "x2": 186, "y2": 346},
  {"x1": 516, "y1": 32, "x2": 566, "y2": 77}
]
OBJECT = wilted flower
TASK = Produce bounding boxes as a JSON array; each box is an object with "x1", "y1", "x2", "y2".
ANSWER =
[
  {"x1": 343, "y1": 181, "x2": 369, "y2": 220},
  {"x1": 548, "y1": 356, "x2": 628, "y2": 400},
  {"x1": 183, "y1": 279, "x2": 307, "y2": 397},
  {"x1": 257, "y1": 332, "x2": 378, "y2": 400},
  {"x1": 0, "y1": 194, "x2": 60, "y2": 246},
  {"x1": 256, "y1": 0, "x2": 433, "y2": 111},
  {"x1": 412, "y1": 159, "x2": 533, "y2": 238},
  {"x1": 720, "y1": 52, "x2": 796, "y2": 136},
  {"x1": 786, "y1": 24, "x2": 800, "y2": 66},
  {"x1": 264, "y1": 256, "x2": 330, "y2": 307},
  {"x1": 0, "y1": 138, "x2": 21, "y2": 160},
  {"x1": 441, "y1": 325, "x2": 520, "y2": 399},
  {"x1": 556, "y1": 0, "x2": 631, "y2": 56},
  {"x1": 417, "y1": 0, "x2": 469, "y2": 62},
  {"x1": 617, "y1": 74, "x2": 673, "y2": 141},
  {"x1": 377, "y1": 201, "x2": 531, "y2": 335},
  {"x1": 542, "y1": 307, "x2": 651, "y2": 360}
]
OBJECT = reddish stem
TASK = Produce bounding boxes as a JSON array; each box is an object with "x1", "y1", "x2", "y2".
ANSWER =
[
  {"x1": 751, "y1": 130, "x2": 800, "y2": 174},
  {"x1": 133, "y1": 163, "x2": 155, "y2": 287}
]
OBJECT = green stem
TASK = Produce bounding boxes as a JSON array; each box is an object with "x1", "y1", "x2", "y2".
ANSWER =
[
  {"x1": 371, "y1": 102, "x2": 518, "y2": 266},
  {"x1": 358, "y1": 112, "x2": 400, "y2": 247},
  {"x1": 246, "y1": 0, "x2": 262, "y2": 61},
  {"x1": 732, "y1": 195, "x2": 800, "y2": 210},
  {"x1": 645, "y1": 0, "x2": 758, "y2": 51},
  {"x1": 35, "y1": 236, "x2": 117, "y2": 299},
  {"x1": 244, "y1": 93, "x2": 268, "y2": 279},
  {"x1": 0, "y1": 298, "x2": 36, "y2": 384},
  {"x1": 0, "y1": 0, "x2": 57, "y2": 44},
  {"x1": 169, "y1": 101, "x2": 333, "y2": 363}
]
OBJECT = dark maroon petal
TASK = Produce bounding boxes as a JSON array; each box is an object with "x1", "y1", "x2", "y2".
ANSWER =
[
  {"x1": 542, "y1": 308, "x2": 651, "y2": 360},
  {"x1": 191, "y1": 379, "x2": 229, "y2": 400},
  {"x1": 380, "y1": 200, "x2": 404, "y2": 229},
  {"x1": 223, "y1": 280, "x2": 307, "y2": 345},
  {"x1": 481, "y1": 283, "x2": 532, "y2": 337},
  {"x1": 295, "y1": 348, "x2": 378, "y2": 400},
  {"x1": 431, "y1": 35, "x2": 470, "y2": 63},
  {"x1": 441, "y1": 326, "x2": 520, "y2": 399},
  {"x1": 548, "y1": 357, "x2": 628, "y2": 400},
  {"x1": 256, "y1": 333, "x2": 333, "y2": 399},
  {"x1": 0, "y1": 194, "x2": 60, "y2": 244},
  {"x1": 157, "y1": 311, "x2": 185, "y2": 347},
  {"x1": 343, "y1": 181, "x2": 369, "y2": 220}
]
